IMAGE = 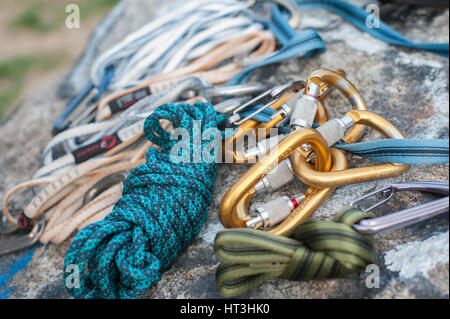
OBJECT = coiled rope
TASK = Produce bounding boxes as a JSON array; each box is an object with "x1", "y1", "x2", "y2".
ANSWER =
[
  {"x1": 214, "y1": 207, "x2": 374, "y2": 297},
  {"x1": 64, "y1": 102, "x2": 225, "y2": 299}
]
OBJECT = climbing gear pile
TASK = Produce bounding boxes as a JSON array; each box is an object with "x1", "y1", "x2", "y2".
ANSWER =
[
  {"x1": 0, "y1": 0, "x2": 449, "y2": 299},
  {"x1": 53, "y1": 0, "x2": 273, "y2": 132},
  {"x1": 214, "y1": 182, "x2": 449, "y2": 297},
  {"x1": 218, "y1": 69, "x2": 447, "y2": 236}
]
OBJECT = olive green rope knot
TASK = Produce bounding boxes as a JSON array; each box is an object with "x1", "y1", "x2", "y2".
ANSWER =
[{"x1": 214, "y1": 207, "x2": 375, "y2": 297}]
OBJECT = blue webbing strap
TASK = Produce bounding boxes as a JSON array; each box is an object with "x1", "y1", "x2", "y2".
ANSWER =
[
  {"x1": 52, "y1": 81, "x2": 95, "y2": 135},
  {"x1": 295, "y1": 0, "x2": 449, "y2": 57},
  {"x1": 228, "y1": 5, "x2": 326, "y2": 85},
  {"x1": 52, "y1": 66, "x2": 115, "y2": 135},
  {"x1": 85, "y1": 66, "x2": 115, "y2": 107},
  {"x1": 334, "y1": 138, "x2": 449, "y2": 164},
  {"x1": 237, "y1": 103, "x2": 448, "y2": 165}
]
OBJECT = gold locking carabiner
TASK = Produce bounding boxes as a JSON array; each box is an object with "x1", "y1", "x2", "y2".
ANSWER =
[
  {"x1": 219, "y1": 126, "x2": 334, "y2": 233},
  {"x1": 234, "y1": 148, "x2": 348, "y2": 236},
  {"x1": 290, "y1": 110, "x2": 411, "y2": 188},
  {"x1": 225, "y1": 69, "x2": 356, "y2": 164},
  {"x1": 268, "y1": 148, "x2": 348, "y2": 235},
  {"x1": 305, "y1": 68, "x2": 368, "y2": 143},
  {"x1": 223, "y1": 83, "x2": 329, "y2": 163}
]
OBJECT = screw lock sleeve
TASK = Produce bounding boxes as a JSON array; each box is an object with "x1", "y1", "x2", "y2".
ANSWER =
[
  {"x1": 243, "y1": 134, "x2": 286, "y2": 159},
  {"x1": 255, "y1": 159, "x2": 294, "y2": 193},
  {"x1": 290, "y1": 96, "x2": 318, "y2": 129},
  {"x1": 246, "y1": 194, "x2": 305, "y2": 229}
]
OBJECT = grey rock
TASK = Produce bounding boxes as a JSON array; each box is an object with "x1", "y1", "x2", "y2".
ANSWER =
[
  {"x1": 58, "y1": 0, "x2": 129, "y2": 98},
  {"x1": 0, "y1": 0, "x2": 448, "y2": 299}
]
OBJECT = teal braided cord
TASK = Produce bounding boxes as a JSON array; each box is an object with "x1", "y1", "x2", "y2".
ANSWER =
[{"x1": 64, "y1": 102, "x2": 226, "y2": 299}]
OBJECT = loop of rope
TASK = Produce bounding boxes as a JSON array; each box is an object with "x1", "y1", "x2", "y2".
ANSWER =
[
  {"x1": 64, "y1": 102, "x2": 224, "y2": 298},
  {"x1": 214, "y1": 207, "x2": 375, "y2": 297}
]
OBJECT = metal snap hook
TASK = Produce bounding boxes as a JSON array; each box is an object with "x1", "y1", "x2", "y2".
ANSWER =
[
  {"x1": 0, "y1": 219, "x2": 45, "y2": 257},
  {"x1": 231, "y1": 80, "x2": 305, "y2": 125},
  {"x1": 233, "y1": 148, "x2": 348, "y2": 235},
  {"x1": 350, "y1": 181, "x2": 449, "y2": 234}
]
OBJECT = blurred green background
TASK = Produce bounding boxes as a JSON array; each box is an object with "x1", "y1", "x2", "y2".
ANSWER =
[{"x1": 0, "y1": 0, "x2": 120, "y2": 118}]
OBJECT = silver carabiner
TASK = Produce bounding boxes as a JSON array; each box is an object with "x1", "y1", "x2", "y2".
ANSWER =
[
  {"x1": 247, "y1": 0, "x2": 301, "y2": 29},
  {"x1": 0, "y1": 206, "x2": 45, "y2": 256},
  {"x1": 0, "y1": 208, "x2": 22, "y2": 235},
  {"x1": 180, "y1": 83, "x2": 270, "y2": 102},
  {"x1": 204, "y1": 83, "x2": 271, "y2": 100},
  {"x1": 0, "y1": 220, "x2": 45, "y2": 256},
  {"x1": 230, "y1": 80, "x2": 305, "y2": 125},
  {"x1": 350, "y1": 181, "x2": 449, "y2": 234},
  {"x1": 83, "y1": 171, "x2": 128, "y2": 205}
]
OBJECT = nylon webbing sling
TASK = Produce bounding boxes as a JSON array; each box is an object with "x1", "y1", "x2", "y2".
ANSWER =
[
  {"x1": 52, "y1": 0, "x2": 266, "y2": 133},
  {"x1": 335, "y1": 138, "x2": 449, "y2": 164}
]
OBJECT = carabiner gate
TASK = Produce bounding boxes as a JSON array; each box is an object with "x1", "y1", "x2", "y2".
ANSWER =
[
  {"x1": 180, "y1": 83, "x2": 271, "y2": 104},
  {"x1": 230, "y1": 80, "x2": 305, "y2": 125},
  {"x1": 351, "y1": 181, "x2": 449, "y2": 234}
]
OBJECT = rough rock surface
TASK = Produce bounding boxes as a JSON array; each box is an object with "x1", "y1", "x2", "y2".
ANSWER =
[{"x1": 0, "y1": 0, "x2": 448, "y2": 299}]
